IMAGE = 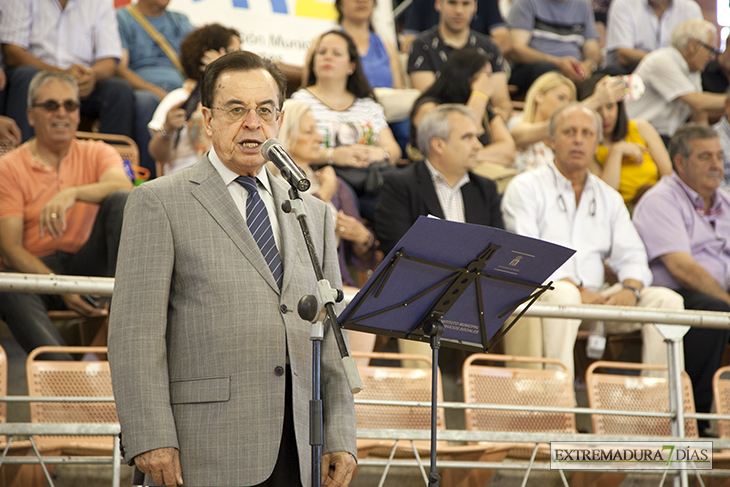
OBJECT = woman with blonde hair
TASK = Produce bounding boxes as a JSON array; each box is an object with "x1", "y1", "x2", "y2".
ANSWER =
[
  {"x1": 510, "y1": 71, "x2": 626, "y2": 172},
  {"x1": 278, "y1": 99, "x2": 377, "y2": 288}
]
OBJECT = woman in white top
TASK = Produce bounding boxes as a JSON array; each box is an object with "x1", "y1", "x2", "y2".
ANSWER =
[
  {"x1": 147, "y1": 24, "x2": 240, "y2": 176},
  {"x1": 292, "y1": 30, "x2": 401, "y2": 219}
]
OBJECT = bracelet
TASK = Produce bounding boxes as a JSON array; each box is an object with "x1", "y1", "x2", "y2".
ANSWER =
[
  {"x1": 357, "y1": 232, "x2": 374, "y2": 249},
  {"x1": 160, "y1": 128, "x2": 176, "y2": 140},
  {"x1": 623, "y1": 285, "x2": 641, "y2": 303},
  {"x1": 325, "y1": 147, "x2": 334, "y2": 164},
  {"x1": 381, "y1": 147, "x2": 390, "y2": 163},
  {"x1": 471, "y1": 91, "x2": 490, "y2": 102}
]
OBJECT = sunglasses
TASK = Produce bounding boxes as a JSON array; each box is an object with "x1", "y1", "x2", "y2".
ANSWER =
[{"x1": 32, "y1": 99, "x2": 80, "y2": 112}]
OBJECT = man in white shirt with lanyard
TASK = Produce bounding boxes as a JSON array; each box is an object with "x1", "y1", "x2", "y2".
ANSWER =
[{"x1": 501, "y1": 103, "x2": 683, "y2": 379}]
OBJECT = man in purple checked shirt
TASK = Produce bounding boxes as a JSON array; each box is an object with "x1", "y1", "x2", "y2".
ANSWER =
[{"x1": 633, "y1": 123, "x2": 730, "y2": 436}]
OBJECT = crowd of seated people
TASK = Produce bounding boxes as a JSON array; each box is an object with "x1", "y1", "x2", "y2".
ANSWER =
[{"x1": 4, "y1": 0, "x2": 730, "y2": 440}]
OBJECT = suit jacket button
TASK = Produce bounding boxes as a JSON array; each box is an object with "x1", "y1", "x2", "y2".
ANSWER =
[
  {"x1": 274, "y1": 366, "x2": 285, "y2": 376},
  {"x1": 280, "y1": 304, "x2": 288, "y2": 314}
]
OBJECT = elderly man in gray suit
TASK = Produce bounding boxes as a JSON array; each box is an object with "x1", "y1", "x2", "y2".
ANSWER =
[{"x1": 108, "y1": 51, "x2": 357, "y2": 487}]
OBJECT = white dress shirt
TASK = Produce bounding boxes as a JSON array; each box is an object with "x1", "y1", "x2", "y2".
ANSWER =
[
  {"x1": 501, "y1": 163, "x2": 652, "y2": 291},
  {"x1": 209, "y1": 149, "x2": 282, "y2": 251},
  {"x1": 424, "y1": 159, "x2": 469, "y2": 223},
  {"x1": 604, "y1": 0, "x2": 702, "y2": 67},
  {"x1": 0, "y1": 0, "x2": 122, "y2": 69},
  {"x1": 625, "y1": 47, "x2": 701, "y2": 137}
]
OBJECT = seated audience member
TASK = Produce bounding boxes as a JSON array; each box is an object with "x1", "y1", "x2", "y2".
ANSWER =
[
  {"x1": 703, "y1": 32, "x2": 730, "y2": 95},
  {"x1": 626, "y1": 19, "x2": 726, "y2": 145},
  {"x1": 578, "y1": 75, "x2": 673, "y2": 206},
  {"x1": 332, "y1": 0, "x2": 404, "y2": 90},
  {"x1": 407, "y1": 0, "x2": 512, "y2": 120},
  {"x1": 509, "y1": 71, "x2": 624, "y2": 172},
  {"x1": 507, "y1": 0, "x2": 602, "y2": 95},
  {"x1": 713, "y1": 89, "x2": 730, "y2": 193},
  {"x1": 292, "y1": 30, "x2": 401, "y2": 221},
  {"x1": 279, "y1": 100, "x2": 377, "y2": 287},
  {"x1": 0, "y1": 64, "x2": 21, "y2": 147},
  {"x1": 312, "y1": 0, "x2": 411, "y2": 152},
  {"x1": 603, "y1": 0, "x2": 702, "y2": 75},
  {"x1": 116, "y1": 0, "x2": 194, "y2": 178},
  {"x1": 375, "y1": 103, "x2": 503, "y2": 254},
  {"x1": 409, "y1": 49, "x2": 515, "y2": 167},
  {"x1": 0, "y1": 0, "x2": 134, "y2": 144},
  {"x1": 375, "y1": 103, "x2": 503, "y2": 406},
  {"x1": 148, "y1": 24, "x2": 241, "y2": 176},
  {"x1": 633, "y1": 124, "x2": 730, "y2": 433},
  {"x1": 402, "y1": 0, "x2": 511, "y2": 57},
  {"x1": 592, "y1": 0, "x2": 611, "y2": 48},
  {"x1": 501, "y1": 103, "x2": 684, "y2": 379},
  {"x1": 279, "y1": 99, "x2": 380, "y2": 364},
  {"x1": 0, "y1": 72, "x2": 133, "y2": 358}
]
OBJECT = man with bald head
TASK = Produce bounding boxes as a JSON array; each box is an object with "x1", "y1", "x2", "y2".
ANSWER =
[{"x1": 501, "y1": 103, "x2": 683, "y2": 379}]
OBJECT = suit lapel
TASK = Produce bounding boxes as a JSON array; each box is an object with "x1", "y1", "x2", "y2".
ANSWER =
[
  {"x1": 189, "y1": 158, "x2": 280, "y2": 294},
  {"x1": 415, "y1": 161, "x2": 445, "y2": 219},
  {"x1": 462, "y1": 175, "x2": 489, "y2": 226},
  {"x1": 269, "y1": 169, "x2": 307, "y2": 294}
]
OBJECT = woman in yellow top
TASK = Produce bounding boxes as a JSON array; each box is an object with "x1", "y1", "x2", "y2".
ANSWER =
[{"x1": 578, "y1": 75, "x2": 673, "y2": 206}]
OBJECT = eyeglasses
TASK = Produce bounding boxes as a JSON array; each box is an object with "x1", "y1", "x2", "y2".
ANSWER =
[
  {"x1": 210, "y1": 104, "x2": 281, "y2": 123},
  {"x1": 32, "y1": 99, "x2": 80, "y2": 112},
  {"x1": 695, "y1": 39, "x2": 720, "y2": 56}
]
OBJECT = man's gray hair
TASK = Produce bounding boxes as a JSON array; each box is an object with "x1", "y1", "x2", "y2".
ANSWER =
[
  {"x1": 668, "y1": 123, "x2": 719, "y2": 162},
  {"x1": 417, "y1": 104, "x2": 478, "y2": 158},
  {"x1": 27, "y1": 71, "x2": 79, "y2": 106},
  {"x1": 549, "y1": 102, "x2": 603, "y2": 143},
  {"x1": 670, "y1": 19, "x2": 717, "y2": 51}
]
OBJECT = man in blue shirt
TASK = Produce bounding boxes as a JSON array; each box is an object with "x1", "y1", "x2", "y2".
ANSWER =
[
  {"x1": 507, "y1": 0, "x2": 602, "y2": 95},
  {"x1": 116, "y1": 0, "x2": 194, "y2": 178}
]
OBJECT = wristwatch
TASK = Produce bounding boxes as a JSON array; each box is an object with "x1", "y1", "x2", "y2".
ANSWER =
[{"x1": 623, "y1": 285, "x2": 641, "y2": 303}]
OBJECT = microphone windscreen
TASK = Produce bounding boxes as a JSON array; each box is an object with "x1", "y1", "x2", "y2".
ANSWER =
[{"x1": 261, "y1": 138, "x2": 282, "y2": 161}]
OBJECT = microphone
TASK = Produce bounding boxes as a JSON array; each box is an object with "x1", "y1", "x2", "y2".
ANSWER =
[{"x1": 262, "y1": 138, "x2": 311, "y2": 192}]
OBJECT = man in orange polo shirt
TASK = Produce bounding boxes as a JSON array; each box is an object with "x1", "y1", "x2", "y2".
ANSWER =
[{"x1": 0, "y1": 71, "x2": 133, "y2": 358}]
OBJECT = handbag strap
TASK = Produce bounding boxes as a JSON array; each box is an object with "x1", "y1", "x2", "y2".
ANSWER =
[{"x1": 125, "y1": 5, "x2": 185, "y2": 76}]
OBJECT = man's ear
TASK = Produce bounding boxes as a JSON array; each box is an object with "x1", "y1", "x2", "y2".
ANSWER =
[
  {"x1": 672, "y1": 154, "x2": 685, "y2": 174},
  {"x1": 430, "y1": 137, "x2": 445, "y2": 156},
  {"x1": 545, "y1": 136, "x2": 555, "y2": 151},
  {"x1": 202, "y1": 107, "x2": 214, "y2": 137}
]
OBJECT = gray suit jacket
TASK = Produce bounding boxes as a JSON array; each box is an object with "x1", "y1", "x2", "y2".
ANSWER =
[{"x1": 108, "y1": 156, "x2": 357, "y2": 487}]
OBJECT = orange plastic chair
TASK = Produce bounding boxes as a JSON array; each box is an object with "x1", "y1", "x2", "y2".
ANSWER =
[
  {"x1": 586, "y1": 361, "x2": 697, "y2": 437},
  {"x1": 26, "y1": 346, "x2": 117, "y2": 456},
  {"x1": 714, "y1": 366, "x2": 730, "y2": 440},
  {"x1": 582, "y1": 361, "x2": 699, "y2": 487},
  {"x1": 352, "y1": 351, "x2": 511, "y2": 487},
  {"x1": 459, "y1": 353, "x2": 576, "y2": 486}
]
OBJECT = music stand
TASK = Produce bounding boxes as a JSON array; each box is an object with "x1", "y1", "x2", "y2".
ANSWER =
[{"x1": 340, "y1": 216, "x2": 575, "y2": 486}]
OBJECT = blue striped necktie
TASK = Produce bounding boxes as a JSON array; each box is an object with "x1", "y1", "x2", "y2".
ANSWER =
[{"x1": 235, "y1": 176, "x2": 283, "y2": 289}]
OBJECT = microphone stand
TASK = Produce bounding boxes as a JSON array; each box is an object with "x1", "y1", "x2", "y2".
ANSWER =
[{"x1": 280, "y1": 182, "x2": 363, "y2": 487}]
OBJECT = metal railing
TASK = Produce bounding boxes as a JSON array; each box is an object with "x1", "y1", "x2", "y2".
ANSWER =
[{"x1": 3, "y1": 273, "x2": 730, "y2": 486}]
